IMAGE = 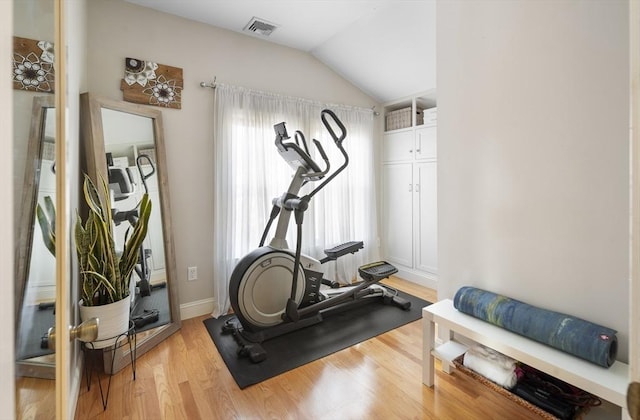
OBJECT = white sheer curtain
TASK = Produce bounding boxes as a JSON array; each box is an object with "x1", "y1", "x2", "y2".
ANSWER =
[{"x1": 212, "y1": 84, "x2": 378, "y2": 317}]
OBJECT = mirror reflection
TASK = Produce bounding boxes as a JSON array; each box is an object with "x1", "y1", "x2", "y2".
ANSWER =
[
  {"x1": 15, "y1": 95, "x2": 56, "y2": 378},
  {"x1": 101, "y1": 108, "x2": 170, "y2": 332}
]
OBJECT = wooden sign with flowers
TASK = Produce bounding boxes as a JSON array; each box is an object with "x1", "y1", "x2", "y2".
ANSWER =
[
  {"x1": 12, "y1": 36, "x2": 55, "y2": 93},
  {"x1": 120, "y1": 57, "x2": 183, "y2": 109}
]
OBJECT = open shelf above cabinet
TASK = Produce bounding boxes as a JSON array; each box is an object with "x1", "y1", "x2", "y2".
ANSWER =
[{"x1": 383, "y1": 90, "x2": 437, "y2": 132}]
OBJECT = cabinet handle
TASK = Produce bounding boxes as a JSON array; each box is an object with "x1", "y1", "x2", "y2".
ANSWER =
[
  {"x1": 409, "y1": 184, "x2": 412, "y2": 192},
  {"x1": 409, "y1": 149, "x2": 413, "y2": 153},
  {"x1": 415, "y1": 183, "x2": 420, "y2": 193},
  {"x1": 416, "y1": 148, "x2": 421, "y2": 153}
]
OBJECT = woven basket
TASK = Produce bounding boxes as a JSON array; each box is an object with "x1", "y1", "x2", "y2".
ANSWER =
[{"x1": 452, "y1": 355, "x2": 590, "y2": 420}]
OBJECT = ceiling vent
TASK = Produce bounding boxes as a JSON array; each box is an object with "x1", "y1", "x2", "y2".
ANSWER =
[{"x1": 243, "y1": 17, "x2": 279, "y2": 37}]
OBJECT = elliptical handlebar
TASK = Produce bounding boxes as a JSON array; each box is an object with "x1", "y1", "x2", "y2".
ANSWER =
[
  {"x1": 136, "y1": 153, "x2": 156, "y2": 194},
  {"x1": 312, "y1": 139, "x2": 329, "y2": 165},
  {"x1": 294, "y1": 130, "x2": 310, "y2": 156},
  {"x1": 274, "y1": 122, "x2": 328, "y2": 180},
  {"x1": 304, "y1": 109, "x2": 349, "y2": 200},
  {"x1": 321, "y1": 109, "x2": 347, "y2": 144},
  {"x1": 303, "y1": 139, "x2": 330, "y2": 180},
  {"x1": 272, "y1": 109, "x2": 349, "y2": 201}
]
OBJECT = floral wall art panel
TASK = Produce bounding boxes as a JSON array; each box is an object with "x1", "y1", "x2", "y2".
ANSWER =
[
  {"x1": 12, "y1": 36, "x2": 55, "y2": 93},
  {"x1": 120, "y1": 57, "x2": 183, "y2": 109}
]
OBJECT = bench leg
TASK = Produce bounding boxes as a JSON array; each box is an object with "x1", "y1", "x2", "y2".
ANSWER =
[
  {"x1": 422, "y1": 308, "x2": 435, "y2": 387},
  {"x1": 441, "y1": 327, "x2": 454, "y2": 374}
]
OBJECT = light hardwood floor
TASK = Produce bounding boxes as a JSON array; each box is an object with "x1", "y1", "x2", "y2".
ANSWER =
[{"x1": 19, "y1": 277, "x2": 548, "y2": 419}]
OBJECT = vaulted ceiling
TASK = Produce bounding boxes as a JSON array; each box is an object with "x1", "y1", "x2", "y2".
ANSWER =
[{"x1": 124, "y1": 0, "x2": 436, "y2": 103}]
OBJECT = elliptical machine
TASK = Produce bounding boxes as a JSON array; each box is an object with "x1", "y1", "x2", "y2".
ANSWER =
[{"x1": 224, "y1": 109, "x2": 410, "y2": 362}]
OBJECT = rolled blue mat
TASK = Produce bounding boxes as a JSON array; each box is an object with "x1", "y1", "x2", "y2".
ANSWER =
[{"x1": 453, "y1": 286, "x2": 618, "y2": 368}]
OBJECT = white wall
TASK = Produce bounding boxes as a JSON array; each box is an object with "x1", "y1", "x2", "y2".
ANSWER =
[
  {"x1": 86, "y1": 0, "x2": 380, "y2": 309},
  {"x1": 1, "y1": 0, "x2": 14, "y2": 414},
  {"x1": 437, "y1": 1, "x2": 630, "y2": 360}
]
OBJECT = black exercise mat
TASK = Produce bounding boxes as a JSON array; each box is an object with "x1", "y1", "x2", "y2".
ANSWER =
[
  {"x1": 203, "y1": 289, "x2": 431, "y2": 389},
  {"x1": 16, "y1": 304, "x2": 55, "y2": 360}
]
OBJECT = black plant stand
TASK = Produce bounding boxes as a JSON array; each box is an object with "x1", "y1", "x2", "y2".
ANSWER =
[{"x1": 83, "y1": 321, "x2": 137, "y2": 410}]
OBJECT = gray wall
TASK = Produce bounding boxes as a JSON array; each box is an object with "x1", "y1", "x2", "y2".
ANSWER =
[
  {"x1": 437, "y1": 1, "x2": 630, "y2": 360},
  {"x1": 86, "y1": 0, "x2": 380, "y2": 311}
]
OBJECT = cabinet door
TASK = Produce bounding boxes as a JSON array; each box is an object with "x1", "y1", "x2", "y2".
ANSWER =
[
  {"x1": 382, "y1": 163, "x2": 414, "y2": 267},
  {"x1": 414, "y1": 161, "x2": 437, "y2": 274},
  {"x1": 382, "y1": 129, "x2": 415, "y2": 162},
  {"x1": 415, "y1": 125, "x2": 437, "y2": 160}
]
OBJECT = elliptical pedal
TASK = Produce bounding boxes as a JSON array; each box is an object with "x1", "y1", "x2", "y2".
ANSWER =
[
  {"x1": 358, "y1": 261, "x2": 398, "y2": 282},
  {"x1": 322, "y1": 241, "x2": 364, "y2": 262}
]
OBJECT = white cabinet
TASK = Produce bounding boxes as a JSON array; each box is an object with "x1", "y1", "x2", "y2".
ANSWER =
[
  {"x1": 415, "y1": 125, "x2": 437, "y2": 160},
  {"x1": 382, "y1": 126, "x2": 437, "y2": 162},
  {"x1": 382, "y1": 163, "x2": 414, "y2": 267},
  {"x1": 382, "y1": 129, "x2": 414, "y2": 162},
  {"x1": 382, "y1": 159, "x2": 437, "y2": 279},
  {"x1": 381, "y1": 94, "x2": 437, "y2": 287},
  {"x1": 413, "y1": 161, "x2": 437, "y2": 274}
]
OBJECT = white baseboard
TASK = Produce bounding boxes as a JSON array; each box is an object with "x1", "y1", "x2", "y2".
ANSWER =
[
  {"x1": 180, "y1": 298, "x2": 216, "y2": 320},
  {"x1": 176, "y1": 271, "x2": 437, "y2": 321},
  {"x1": 395, "y1": 267, "x2": 438, "y2": 290}
]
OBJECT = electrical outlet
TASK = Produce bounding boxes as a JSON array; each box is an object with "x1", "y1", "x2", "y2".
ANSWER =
[{"x1": 188, "y1": 266, "x2": 198, "y2": 281}]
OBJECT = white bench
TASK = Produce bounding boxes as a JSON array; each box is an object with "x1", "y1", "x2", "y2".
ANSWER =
[{"x1": 422, "y1": 299, "x2": 630, "y2": 419}]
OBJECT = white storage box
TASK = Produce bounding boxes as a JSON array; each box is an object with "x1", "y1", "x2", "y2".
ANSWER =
[{"x1": 423, "y1": 107, "x2": 437, "y2": 124}]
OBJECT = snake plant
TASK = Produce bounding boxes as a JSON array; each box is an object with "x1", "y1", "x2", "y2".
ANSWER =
[
  {"x1": 36, "y1": 195, "x2": 56, "y2": 257},
  {"x1": 75, "y1": 174, "x2": 152, "y2": 306}
]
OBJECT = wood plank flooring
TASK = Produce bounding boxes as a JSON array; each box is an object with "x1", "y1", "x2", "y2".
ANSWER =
[{"x1": 19, "y1": 278, "x2": 549, "y2": 419}]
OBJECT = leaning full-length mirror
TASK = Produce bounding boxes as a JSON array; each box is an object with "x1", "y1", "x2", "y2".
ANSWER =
[
  {"x1": 80, "y1": 93, "x2": 180, "y2": 371},
  {"x1": 15, "y1": 95, "x2": 57, "y2": 378}
]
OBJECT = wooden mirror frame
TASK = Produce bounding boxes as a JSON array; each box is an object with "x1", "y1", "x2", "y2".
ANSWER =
[
  {"x1": 14, "y1": 95, "x2": 56, "y2": 378},
  {"x1": 80, "y1": 92, "x2": 181, "y2": 372}
]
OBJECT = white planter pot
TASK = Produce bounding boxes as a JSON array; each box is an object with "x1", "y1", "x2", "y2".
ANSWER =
[{"x1": 79, "y1": 297, "x2": 131, "y2": 349}]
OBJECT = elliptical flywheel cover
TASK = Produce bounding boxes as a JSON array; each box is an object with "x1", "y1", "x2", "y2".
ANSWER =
[{"x1": 229, "y1": 247, "x2": 305, "y2": 330}]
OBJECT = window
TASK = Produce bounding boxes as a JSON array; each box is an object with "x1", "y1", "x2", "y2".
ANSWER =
[{"x1": 212, "y1": 84, "x2": 378, "y2": 316}]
